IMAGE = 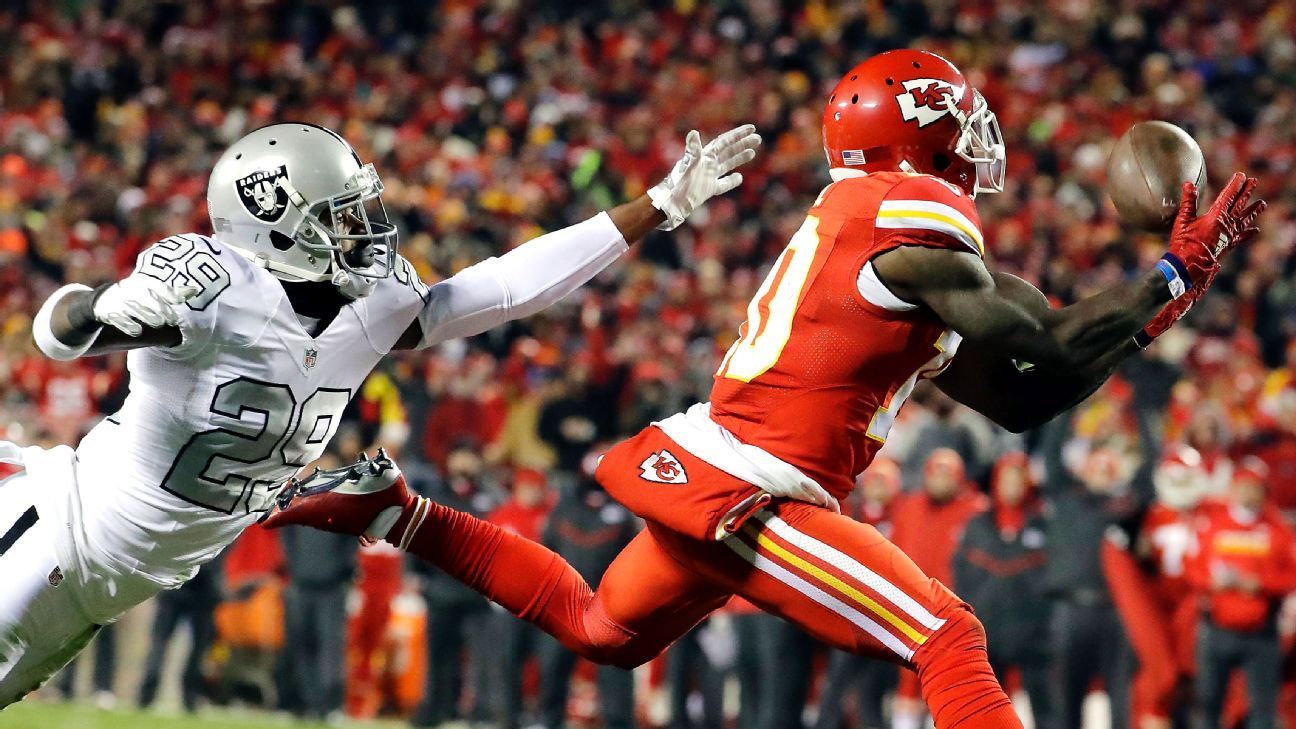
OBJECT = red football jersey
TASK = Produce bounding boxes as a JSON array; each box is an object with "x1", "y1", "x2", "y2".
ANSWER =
[
  {"x1": 1188, "y1": 498, "x2": 1296, "y2": 632},
  {"x1": 710, "y1": 171, "x2": 985, "y2": 501},
  {"x1": 1138, "y1": 503, "x2": 1201, "y2": 606}
]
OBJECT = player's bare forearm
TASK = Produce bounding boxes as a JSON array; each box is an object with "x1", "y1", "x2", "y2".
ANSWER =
[
  {"x1": 48, "y1": 290, "x2": 100, "y2": 347},
  {"x1": 606, "y1": 196, "x2": 668, "y2": 244},
  {"x1": 935, "y1": 335, "x2": 1131, "y2": 433},
  {"x1": 936, "y1": 268, "x2": 1170, "y2": 431},
  {"x1": 876, "y1": 247, "x2": 1168, "y2": 372},
  {"x1": 1014, "y1": 267, "x2": 1169, "y2": 373},
  {"x1": 875, "y1": 247, "x2": 1170, "y2": 431}
]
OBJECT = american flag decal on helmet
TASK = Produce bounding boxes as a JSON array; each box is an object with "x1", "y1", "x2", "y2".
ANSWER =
[{"x1": 841, "y1": 149, "x2": 867, "y2": 165}]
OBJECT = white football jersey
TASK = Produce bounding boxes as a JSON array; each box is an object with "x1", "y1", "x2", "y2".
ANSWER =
[
  {"x1": 71, "y1": 233, "x2": 428, "y2": 595},
  {"x1": 30, "y1": 211, "x2": 625, "y2": 622}
]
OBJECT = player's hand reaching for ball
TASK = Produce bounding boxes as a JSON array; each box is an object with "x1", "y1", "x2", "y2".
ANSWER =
[
  {"x1": 1164, "y1": 172, "x2": 1264, "y2": 295},
  {"x1": 1137, "y1": 172, "x2": 1266, "y2": 347},
  {"x1": 91, "y1": 272, "x2": 201, "y2": 337},
  {"x1": 648, "y1": 124, "x2": 762, "y2": 231}
]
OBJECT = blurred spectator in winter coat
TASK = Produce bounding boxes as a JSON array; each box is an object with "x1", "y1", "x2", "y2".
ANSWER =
[
  {"x1": 538, "y1": 360, "x2": 613, "y2": 472},
  {"x1": 954, "y1": 453, "x2": 1051, "y2": 728},
  {"x1": 408, "y1": 444, "x2": 499, "y2": 727},
  {"x1": 1042, "y1": 444, "x2": 1138, "y2": 729},
  {"x1": 280, "y1": 519, "x2": 356, "y2": 721},
  {"x1": 536, "y1": 448, "x2": 638, "y2": 729},
  {"x1": 1189, "y1": 458, "x2": 1296, "y2": 729},
  {"x1": 891, "y1": 450, "x2": 986, "y2": 588}
]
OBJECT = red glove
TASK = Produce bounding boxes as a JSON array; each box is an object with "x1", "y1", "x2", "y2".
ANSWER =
[
  {"x1": 1161, "y1": 172, "x2": 1264, "y2": 293},
  {"x1": 1137, "y1": 173, "x2": 1265, "y2": 348}
]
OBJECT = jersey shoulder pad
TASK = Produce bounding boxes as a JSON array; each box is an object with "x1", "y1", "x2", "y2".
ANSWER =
[
  {"x1": 357, "y1": 255, "x2": 430, "y2": 353},
  {"x1": 874, "y1": 174, "x2": 985, "y2": 257},
  {"x1": 136, "y1": 234, "x2": 276, "y2": 350},
  {"x1": 134, "y1": 233, "x2": 238, "y2": 311},
  {"x1": 812, "y1": 174, "x2": 885, "y2": 216}
]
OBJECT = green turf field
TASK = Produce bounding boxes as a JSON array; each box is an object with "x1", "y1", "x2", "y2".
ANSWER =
[{"x1": 0, "y1": 701, "x2": 409, "y2": 729}]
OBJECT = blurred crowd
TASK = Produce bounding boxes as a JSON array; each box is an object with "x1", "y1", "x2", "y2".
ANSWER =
[{"x1": 5, "y1": 0, "x2": 1296, "y2": 727}]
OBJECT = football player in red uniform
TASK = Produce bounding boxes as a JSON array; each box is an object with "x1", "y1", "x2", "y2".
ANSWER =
[{"x1": 263, "y1": 49, "x2": 1264, "y2": 728}]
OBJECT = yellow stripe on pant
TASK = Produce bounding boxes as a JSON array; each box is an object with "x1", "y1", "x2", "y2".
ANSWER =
[{"x1": 739, "y1": 523, "x2": 927, "y2": 645}]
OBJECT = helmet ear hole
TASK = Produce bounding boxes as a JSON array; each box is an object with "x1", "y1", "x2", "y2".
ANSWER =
[
  {"x1": 932, "y1": 153, "x2": 952, "y2": 172},
  {"x1": 270, "y1": 230, "x2": 295, "y2": 251}
]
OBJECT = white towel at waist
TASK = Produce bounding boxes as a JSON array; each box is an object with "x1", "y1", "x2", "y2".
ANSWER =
[{"x1": 652, "y1": 402, "x2": 841, "y2": 518}]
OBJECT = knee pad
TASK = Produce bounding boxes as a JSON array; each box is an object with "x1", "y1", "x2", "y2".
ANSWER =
[
  {"x1": 913, "y1": 609, "x2": 1019, "y2": 729},
  {"x1": 915, "y1": 607, "x2": 987, "y2": 672}
]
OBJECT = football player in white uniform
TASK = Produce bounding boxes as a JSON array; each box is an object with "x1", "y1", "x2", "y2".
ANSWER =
[{"x1": 0, "y1": 121, "x2": 760, "y2": 706}]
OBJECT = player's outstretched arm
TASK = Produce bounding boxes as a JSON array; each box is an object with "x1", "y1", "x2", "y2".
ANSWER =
[
  {"x1": 394, "y1": 125, "x2": 761, "y2": 350},
  {"x1": 875, "y1": 172, "x2": 1264, "y2": 432},
  {"x1": 923, "y1": 268, "x2": 1150, "y2": 432},
  {"x1": 33, "y1": 274, "x2": 199, "y2": 360}
]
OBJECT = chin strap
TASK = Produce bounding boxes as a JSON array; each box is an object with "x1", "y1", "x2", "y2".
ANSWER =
[
  {"x1": 226, "y1": 242, "x2": 374, "y2": 299},
  {"x1": 332, "y1": 267, "x2": 379, "y2": 299}
]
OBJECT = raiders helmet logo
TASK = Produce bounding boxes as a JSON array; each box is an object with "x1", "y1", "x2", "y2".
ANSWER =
[
  {"x1": 894, "y1": 78, "x2": 965, "y2": 128},
  {"x1": 639, "y1": 449, "x2": 688, "y2": 485},
  {"x1": 235, "y1": 165, "x2": 291, "y2": 223}
]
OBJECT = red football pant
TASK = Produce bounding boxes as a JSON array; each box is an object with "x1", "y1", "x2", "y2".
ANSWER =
[
  {"x1": 392, "y1": 497, "x2": 1020, "y2": 729},
  {"x1": 1102, "y1": 541, "x2": 1196, "y2": 723}
]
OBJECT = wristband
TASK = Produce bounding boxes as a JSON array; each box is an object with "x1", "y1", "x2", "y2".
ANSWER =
[
  {"x1": 33, "y1": 284, "x2": 101, "y2": 361},
  {"x1": 68, "y1": 283, "x2": 111, "y2": 334},
  {"x1": 1133, "y1": 328, "x2": 1155, "y2": 349},
  {"x1": 1156, "y1": 253, "x2": 1191, "y2": 300}
]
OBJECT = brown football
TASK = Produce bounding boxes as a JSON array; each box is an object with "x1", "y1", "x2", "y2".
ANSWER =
[{"x1": 1106, "y1": 120, "x2": 1206, "y2": 231}]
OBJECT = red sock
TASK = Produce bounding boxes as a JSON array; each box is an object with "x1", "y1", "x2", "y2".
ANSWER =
[
  {"x1": 387, "y1": 497, "x2": 635, "y2": 662},
  {"x1": 916, "y1": 609, "x2": 1023, "y2": 729}
]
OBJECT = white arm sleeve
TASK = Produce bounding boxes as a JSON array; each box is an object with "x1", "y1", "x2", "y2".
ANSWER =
[
  {"x1": 417, "y1": 212, "x2": 628, "y2": 348},
  {"x1": 33, "y1": 283, "x2": 100, "y2": 361}
]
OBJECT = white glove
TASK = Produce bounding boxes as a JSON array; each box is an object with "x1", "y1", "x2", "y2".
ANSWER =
[
  {"x1": 92, "y1": 273, "x2": 200, "y2": 336},
  {"x1": 648, "y1": 124, "x2": 762, "y2": 231}
]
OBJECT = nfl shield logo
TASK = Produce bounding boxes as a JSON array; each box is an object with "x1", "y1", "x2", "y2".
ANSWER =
[{"x1": 303, "y1": 347, "x2": 318, "y2": 370}]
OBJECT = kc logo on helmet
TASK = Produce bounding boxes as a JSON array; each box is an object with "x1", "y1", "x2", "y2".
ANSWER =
[
  {"x1": 639, "y1": 449, "x2": 688, "y2": 484},
  {"x1": 895, "y1": 78, "x2": 965, "y2": 128},
  {"x1": 235, "y1": 165, "x2": 291, "y2": 223}
]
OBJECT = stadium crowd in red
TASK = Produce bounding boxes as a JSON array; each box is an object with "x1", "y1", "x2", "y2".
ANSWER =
[{"x1": 3, "y1": 1, "x2": 1296, "y2": 726}]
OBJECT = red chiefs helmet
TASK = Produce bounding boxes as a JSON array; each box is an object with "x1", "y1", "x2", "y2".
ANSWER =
[
  {"x1": 822, "y1": 49, "x2": 1005, "y2": 196},
  {"x1": 1153, "y1": 444, "x2": 1207, "y2": 511}
]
